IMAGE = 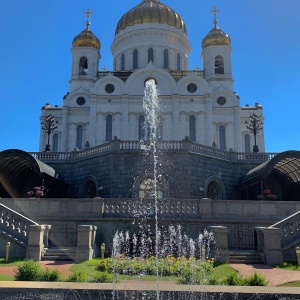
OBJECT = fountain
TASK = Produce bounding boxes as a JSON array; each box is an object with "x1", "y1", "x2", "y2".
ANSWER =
[{"x1": 2, "y1": 80, "x2": 300, "y2": 300}]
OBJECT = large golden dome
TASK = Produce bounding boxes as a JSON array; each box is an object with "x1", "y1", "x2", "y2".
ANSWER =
[
  {"x1": 72, "y1": 22, "x2": 101, "y2": 50},
  {"x1": 202, "y1": 23, "x2": 231, "y2": 49},
  {"x1": 115, "y1": 0, "x2": 187, "y2": 35}
]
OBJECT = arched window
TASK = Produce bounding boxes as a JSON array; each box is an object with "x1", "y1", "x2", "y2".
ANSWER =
[
  {"x1": 138, "y1": 115, "x2": 145, "y2": 140},
  {"x1": 157, "y1": 117, "x2": 163, "y2": 141},
  {"x1": 121, "y1": 53, "x2": 125, "y2": 71},
  {"x1": 189, "y1": 115, "x2": 196, "y2": 141},
  {"x1": 207, "y1": 181, "x2": 220, "y2": 200},
  {"x1": 133, "y1": 49, "x2": 138, "y2": 69},
  {"x1": 219, "y1": 125, "x2": 226, "y2": 150},
  {"x1": 52, "y1": 133, "x2": 59, "y2": 152},
  {"x1": 148, "y1": 48, "x2": 154, "y2": 63},
  {"x1": 215, "y1": 56, "x2": 224, "y2": 74},
  {"x1": 164, "y1": 49, "x2": 169, "y2": 69},
  {"x1": 76, "y1": 125, "x2": 83, "y2": 149},
  {"x1": 84, "y1": 180, "x2": 96, "y2": 198},
  {"x1": 177, "y1": 53, "x2": 181, "y2": 71},
  {"x1": 106, "y1": 115, "x2": 112, "y2": 141},
  {"x1": 79, "y1": 57, "x2": 88, "y2": 74},
  {"x1": 139, "y1": 178, "x2": 163, "y2": 200},
  {"x1": 245, "y1": 134, "x2": 251, "y2": 153}
]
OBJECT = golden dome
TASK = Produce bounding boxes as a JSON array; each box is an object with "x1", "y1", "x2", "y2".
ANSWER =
[
  {"x1": 115, "y1": 0, "x2": 187, "y2": 35},
  {"x1": 72, "y1": 22, "x2": 101, "y2": 50},
  {"x1": 202, "y1": 23, "x2": 231, "y2": 49}
]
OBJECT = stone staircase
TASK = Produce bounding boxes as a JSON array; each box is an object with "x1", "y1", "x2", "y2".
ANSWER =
[
  {"x1": 229, "y1": 251, "x2": 263, "y2": 264},
  {"x1": 42, "y1": 247, "x2": 76, "y2": 261}
]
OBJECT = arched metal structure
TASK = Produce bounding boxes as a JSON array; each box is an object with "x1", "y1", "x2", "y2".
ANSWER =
[
  {"x1": 0, "y1": 149, "x2": 66, "y2": 198},
  {"x1": 238, "y1": 151, "x2": 300, "y2": 201}
]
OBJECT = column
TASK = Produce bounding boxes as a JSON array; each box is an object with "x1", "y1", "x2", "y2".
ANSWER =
[
  {"x1": 61, "y1": 107, "x2": 69, "y2": 151},
  {"x1": 226, "y1": 123, "x2": 234, "y2": 150},
  {"x1": 121, "y1": 96, "x2": 129, "y2": 140},
  {"x1": 234, "y1": 107, "x2": 242, "y2": 152},
  {"x1": 69, "y1": 123, "x2": 76, "y2": 151},
  {"x1": 262, "y1": 227, "x2": 283, "y2": 266},
  {"x1": 172, "y1": 96, "x2": 180, "y2": 140},
  {"x1": 208, "y1": 226, "x2": 229, "y2": 263},
  {"x1": 205, "y1": 96, "x2": 213, "y2": 146},
  {"x1": 97, "y1": 113, "x2": 104, "y2": 144},
  {"x1": 75, "y1": 225, "x2": 97, "y2": 263},
  {"x1": 89, "y1": 99, "x2": 97, "y2": 147},
  {"x1": 26, "y1": 225, "x2": 46, "y2": 261}
]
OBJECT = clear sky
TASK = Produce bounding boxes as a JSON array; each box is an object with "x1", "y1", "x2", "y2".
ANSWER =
[{"x1": 1, "y1": 0, "x2": 299, "y2": 153}]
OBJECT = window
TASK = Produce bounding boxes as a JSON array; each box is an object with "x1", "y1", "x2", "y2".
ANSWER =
[
  {"x1": 189, "y1": 115, "x2": 196, "y2": 141},
  {"x1": 139, "y1": 178, "x2": 163, "y2": 199},
  {"x1": 215, "y1": 56, "x2": 224, "y2": 74},
  {"x1": 138, "y1": 115, "x2": 145, "y2": 140},
  {"x1": 52, "y1": 133, "x2": 59, "y2": 152},
  {"x1": 76, "y1": 125, "x2": 83, "y2": 149},
  {"x1": 164, "y1": 49, "x2": 169, "y2": 68},
  {"x1": 207, "y1": 181, "x2": 220, "y2": 200},
  {"x1": 177, "y1": 53, "x2": 181, "y2": 71},
  {"x1": 245, "y1": 134, "x2": 251, "y2": 153},
  {"x1": 106, "y1": 115, "x2": 112, "y2": 141},
  {"x1": 148, "y1": 48, "x2": 154, "y2": 63},
  {"x1": 84, "y1": 180, "x2": 96, "y2": 198},
  {"x1": 79, "y1": 57, "x2": 88, "y2": 74},
  {"x1": 157, "y1": 117, "x2": 163, "y2": 141},
  {"x1": 121, "y1": 53, "x2": 125, "y2": 71},
  {"x1": 133, "y1": 49, "x2": 138, "y2": 69},
  {"x1": 219, "y1": 125, "x2": 226, "y2": 150}
]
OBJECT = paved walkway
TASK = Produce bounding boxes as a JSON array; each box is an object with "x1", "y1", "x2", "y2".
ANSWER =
[
  {"x1": 230, "y1": 264, "x2": 300, "y2": 286},
  {"x1": 0, "y1": 261, "x2": 73, "y2": 277},
  {"x1": 1, "y1": 261, "x2": 300, "y2": 286}
]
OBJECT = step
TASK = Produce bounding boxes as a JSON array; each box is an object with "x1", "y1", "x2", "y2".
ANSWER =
[
  {"x1": 42, "y1": 247, "x2": 76, "y2": 261},
  {"x1": 229, "y1": 251, "x2": 263, "y2": 264}
]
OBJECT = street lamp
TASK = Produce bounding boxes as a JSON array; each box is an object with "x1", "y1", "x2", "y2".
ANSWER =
[
  {"x1": 245, "y1": 113, "x2": 263, "y2": 153},
  {"x1": 41, "y1": 114, "x2": 58, "y2": 151}
]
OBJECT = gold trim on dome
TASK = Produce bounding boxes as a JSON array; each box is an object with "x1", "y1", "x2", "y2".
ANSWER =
[
  {"x1": 115, "y1": 0, "x2": 187, "y2": 35},
  {"x1": 72, "y1": 29, "x2": 101, "y2": 49},
  {"x1": 201, "y1": 26, "x2": 231, "y2": 48}
]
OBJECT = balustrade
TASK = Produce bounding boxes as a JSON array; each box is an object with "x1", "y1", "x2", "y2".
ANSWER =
[{"x1": 0, "y1": 204, "x2": 38, "y2": 245}]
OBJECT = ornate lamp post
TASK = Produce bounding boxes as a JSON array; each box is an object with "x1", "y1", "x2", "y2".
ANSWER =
[
  {"x1": 245, "y1": 113, "x2": 263, "y2": 153},
  {"x1": 41, "y1": 114, "x2": 58, "y2": 151}
]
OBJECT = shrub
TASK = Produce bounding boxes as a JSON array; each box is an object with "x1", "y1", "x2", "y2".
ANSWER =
[
  {"x1": 40, "y1": 267, "x2": 61, "y2": 282},
  {"x1": 244, "y1": 272, "x2": 268, "y2": 286},
  {"x1": 66, "y1": 270, "x2": 88, "y2": 282},
  {"x1": 15, "y1": 260, "x2": 43, "y2": 281},
  {"x1": 92, "y1": 272, "x2": 115, "y2": 283},
  {"x1": 222, "y1": 272, "x2": 244, "y2": 286}
]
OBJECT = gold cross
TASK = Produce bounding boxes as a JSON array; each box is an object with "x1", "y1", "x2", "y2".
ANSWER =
[
  {"x1": 194, "y1": 65, "x2": 200, "y2": 71},
  {"x1": 210, "y1": 6, "x2": 220, "y2": 27},
  {"x1": 84, "y1": 9, "x2": 93, "y2": 28}
]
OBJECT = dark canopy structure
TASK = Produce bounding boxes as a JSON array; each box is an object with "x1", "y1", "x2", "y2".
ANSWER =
[
  {"x1": 238, "y1": 151, "x2": 300, "y2": 201},
  {"x1": 0, "y1": 149, "x2": 66, "y2": 198}
]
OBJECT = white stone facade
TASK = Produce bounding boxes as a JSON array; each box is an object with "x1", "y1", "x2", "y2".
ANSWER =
[{"x1": 39, "y1": 3, "x2": 265, "y2": 154}]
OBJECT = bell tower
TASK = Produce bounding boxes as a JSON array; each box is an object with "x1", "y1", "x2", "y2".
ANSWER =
[
  {"x1": 70, "y1": 9, "x2": 101, "y2": 90},
  {"x1": 201, "y1": 7, "x2": 233, "y2": 91}
]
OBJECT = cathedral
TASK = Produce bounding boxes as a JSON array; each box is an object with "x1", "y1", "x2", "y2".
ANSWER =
[
  {"x1": 39, "y1": 1, "x2": 264, "y2": 154},
  {"x1": 1, "y1": 0, "x2": 300, "y2": 202}
]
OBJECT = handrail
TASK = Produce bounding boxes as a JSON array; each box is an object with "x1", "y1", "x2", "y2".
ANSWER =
[
  {"x1": 0, "y1": 203, "x2": 38, "y2": 245},
  {"x1": 269, "y1": 211, "x2": 300, "y2": 248}
]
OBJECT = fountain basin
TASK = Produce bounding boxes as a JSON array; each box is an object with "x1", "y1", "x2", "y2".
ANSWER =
[{"x1": 1, "y1": 282, "x2": 300, "y2": 299}]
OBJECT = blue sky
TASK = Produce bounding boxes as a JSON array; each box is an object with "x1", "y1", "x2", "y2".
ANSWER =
[{"x1": 1, "y1": 0, "x2": 299, "y2": 153}]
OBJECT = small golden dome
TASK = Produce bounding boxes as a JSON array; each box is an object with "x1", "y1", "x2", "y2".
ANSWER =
[
  {"x1": 202, "y1": 24, "x2": 231, "y2": 49},
  {"x1": 115, "y1": 0, "x2": 187, "y2": 35},
  {"x1": 72, "y1": 23, "x2": 101, "y2": 50}
]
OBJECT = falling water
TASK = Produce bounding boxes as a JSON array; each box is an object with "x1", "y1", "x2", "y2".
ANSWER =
[{"x1": 143, "y1": 79, "x2": 160, "y2": 299}]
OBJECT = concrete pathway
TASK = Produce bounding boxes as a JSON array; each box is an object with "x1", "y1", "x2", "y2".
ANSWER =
[
  {"x1": 1, "y1": 261, "x2": 300, "y2": 287},
  {"x1": 230, "y1": 263, "x2": 300, "y2": 286}
]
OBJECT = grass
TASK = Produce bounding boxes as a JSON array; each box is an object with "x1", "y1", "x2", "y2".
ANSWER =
[
  {"x1": 275, "y1": 261, "x2": 300, "y2": 271},
  {"x1": 0, "y1": 258, "x2": 26, "y2": 266},
  {"x1": 281, "y1": 281, "x2": 300, "y2": 287}
]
